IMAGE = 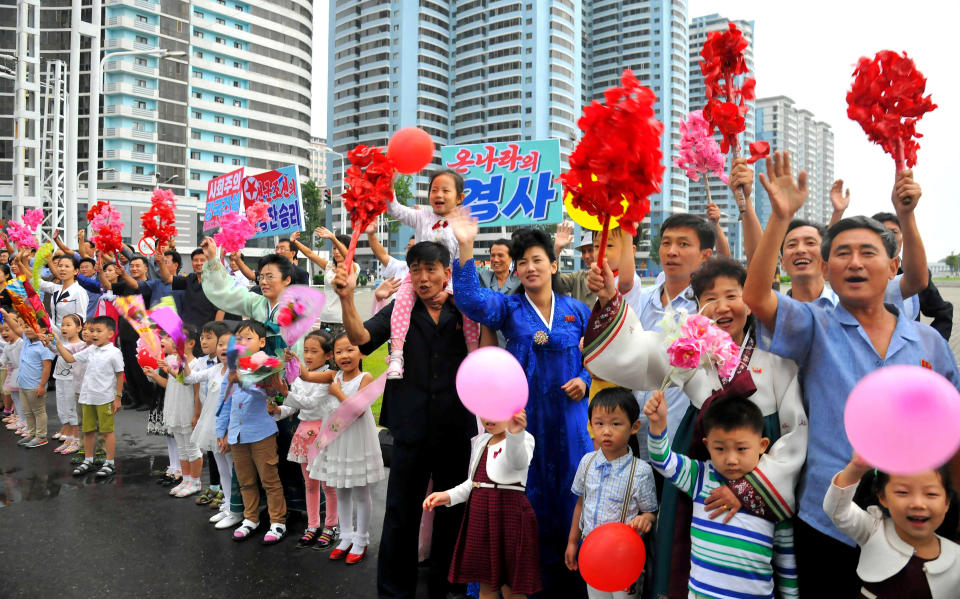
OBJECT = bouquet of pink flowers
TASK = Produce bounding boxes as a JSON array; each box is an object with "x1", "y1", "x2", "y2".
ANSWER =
[
  {"x1": 237, "y1": 350, "x2": 285, "y2": 385},
  {"x1": 658, "y1": 311, "x2": 740, "y2": 390}
]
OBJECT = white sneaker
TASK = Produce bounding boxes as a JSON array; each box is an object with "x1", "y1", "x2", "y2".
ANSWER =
[
  {"x1": 385, "y1": 350, "x2": 404, "y2": 379},
  {"x1": 210, "y1": 509, "x2": 229, "y2": 524},
  {"x1": 215, "y1": 512, "x2": 243, "y2": 529}
]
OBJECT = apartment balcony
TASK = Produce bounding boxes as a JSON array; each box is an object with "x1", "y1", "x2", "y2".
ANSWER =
[
  {"x1": 104, "y1": 0, "x2": 159, "y2": 12},
  {"x1": 103, "y1": 127, "x2": 157, "y2": 142},
  {"x1": 103, "y1": 38, "x2": 156, "y2": 52},
  {"x1": 102, "y1": 171, "x2": 156, "y2": 185},
  {"x1": 103, "y1": 149, "x2": 157, "y2": 162},
  {"x1": 105, "y1": 16, "x2": 159, "y2": 34},
  {"x1": 103, "y1": 104, "x2": 158, "y2": 120},
  {"x1": 104, "y1": 60, "x2": 158, "y2": 78},
  {"x1": 103, "y1": 82, "x2": 157, "y2": 99}
]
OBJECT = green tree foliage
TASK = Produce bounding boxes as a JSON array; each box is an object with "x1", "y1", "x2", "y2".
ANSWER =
[{"x1": 300, "y1": 179, "x2": 325, "y2": 248}]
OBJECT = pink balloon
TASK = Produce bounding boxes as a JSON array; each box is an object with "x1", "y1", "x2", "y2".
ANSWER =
[
  {"x1": 845, "y1": 365, "x2": 960, "y2": 475},
  {"x1": 455, "y1": 347, "x2": 528, "y2": 421}
]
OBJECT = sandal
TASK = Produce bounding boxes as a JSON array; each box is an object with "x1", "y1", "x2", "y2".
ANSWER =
[
  {"x1": 261, "y1": 522, "x2": 286, "y2": 546},
  {"x1": 73, "y1": 461, "x2": 95, "y2": 476},
  {"x1": 297, "y1": 527, "x2": 318, "y2": 548},
  {"x1": 96, "y1": 463, "x2": 115, "y2": 478},
  {"x1": 233, "y1": 519, "x2": 259, "y2": 542},
  {"x1": 315, "y1": 526, "x2": 339, "y2": 549}
]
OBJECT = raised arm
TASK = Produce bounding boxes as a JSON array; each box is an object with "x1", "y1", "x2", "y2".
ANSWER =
[
  {"x1": 156, "y1": 243, "x2": 174, "y2": 285},
  {"x1": 744, "y1": 152, "x2": 808, "y2": 331},
  {"x1": 199, "y1": 238, "x2": 263, "y2": 317},
  {"x1": 365, "y1": 222, "x2": 392, "y2": 267},
  {"x1": 892, "y1": 170, "x2": 928, "y2": 298},
  {"x1": 290, "y1": 231, "x2": 328, "y2": 269},
  {"x1": 50, "y1": 329, "x2": 75, "y2": 362},
  {"x1": 729, "y1": 158, "x2": 763, "y2": 264},
  {"x1": 449, "y1": 209, "x2": 510, "y2": 329},
  {"x1": 229, "y1": 252, "x2": 257, "y2": 282},
  {"x1": 52, "y1": 230, "x2": 73, "y2": 255},
  {"x1": 706, "y1": 202, "x2": 731, "y2": 259},
  {"x1": 333, "y1": 264, "x2": 372, "y2": 347},
  {"x1": 828, "y1": 179, "x2": 850, "y2": 228},
  {"x1": 617, "y1": 229, "x2": 638, "y2": 295},
  {"x1": 316, "y1": 226, "x2": 349, "y2": 261},
  {"x1": 554, "y1": 221, "x2": 574, "y2": 259}
]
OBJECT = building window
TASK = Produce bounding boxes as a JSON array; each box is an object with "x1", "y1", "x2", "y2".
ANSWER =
[
  {"x1": 214, "y1": 155, "x2": 224, "y2": 163},
  {"x1": 235, "y1": 24, "x2": 243, "y2": 30},
  {"x1": 231, "y1": 139, "x2": 240, "y2": 146},
  {"x1": 136, "y1": 79, "x2": 147, "y2": 87},
  {"x1": 233, "y1": 99, "x2": 241, "y2": 107},
  {"x1": 136, "y1": 35, "x2": 148, "y2": 44},
  {"x1": 191, "y1": 193, "x2": 200, "y2": 199},
  {"x1": 190, "y1": 172, "x2": 201, "y2": 180},
  {"x1": 135, "y1": 57, "x2": 148, "y2": 66},
  {"x1": 132, "y1": 122, "x2": 145, "y2": 131},
  {"x1": 216, "y1": 37, "x2": 225, "y2": 44},
  {"x1": 136, "y1": 14, "x2": 148, "y2": 23},
  {"x1": 215, "y1": 115, "x2": 224, "y2": 124},
  {"x1": 191, "y1": 151, "x2": 200, "y2": 159},
  {"x1": 135, "y1": 166, "x2": 145, "y2": 174},
  {"x1": 215, "y1": 96, "x2": 224, "y2": 103},
  {"x1": 234, "y1": 41, "x2": 242, "y2": 49},
  {"x1": 215, "y1": 56, "x2": 223, "y2": 64},
  {"x1": 191, "y1": 130, "x2": 201, "y2": 139},
  {"x1": 194, "y1": 10, "x2": 203, "y2": 18},
  {"x1": 193, "y1": 71, "x2": 203, "y2": 79},
  {"x1": 232, "y1": 158, "x2": 241, "y2": 165},
  {"x1": 194, "y1": 50, "x2": 203, "y2": 58},
  {"x1": 214, "y1": 135, "x2": 224, "y2": 143},
  {"x1": 233, "y1": 61, "x2": 241, "y2": 68},
  {"x1": 135, "y1": 143, "x2": 145, "y2": 152},
  {"x1": 135, "y1": 100, "x2": 147, "y2": 109},
  {"x1": 193, "y1": 91, "x2": 202, "y2": 99},
  {"x1": 216, "y1": 18, "x2": 225, "y2": 25},
  {"x1": 233, "y1": 81, "x2": 240, "y2": 87},
  {"x1": 215, "y1": 76, "x2": 223, "y2": 84},
  {"x1": 192, "y1": 110, "x2": 201, "y2": 118},
  {"x1": 232, "y1": 118, "x2": 241, "y2": 126},
  {"x1": 235, "y1": 4, "x2": 242, "y2": 10},
  {"x1": 194, "y1": 31, "x2": 204, "y2": 39}
]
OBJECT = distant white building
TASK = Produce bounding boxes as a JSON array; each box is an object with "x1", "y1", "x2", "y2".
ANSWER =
[{"x1": 310, "y1": 136, "x2": 328, "y2": 187}]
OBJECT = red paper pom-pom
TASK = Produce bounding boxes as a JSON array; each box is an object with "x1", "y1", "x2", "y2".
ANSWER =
[
  {"x1": 141, "y1": 187, "x2": 178, "y2": 251},
  {"x1": 746, "y1": 141, "x2": 770, "y2": 164},
  {"x1": 342, "y1": 145, "x2": 396, "y2": 231},
  {"x1": 846, "y1": 50, "x2": 937, "y2": 168},
  {"x1": 698, "y1": 23, "x2": 754, "y2": 155},
  {"x1": 559, "y1": 69, "x2": 662, "y2": 236}
]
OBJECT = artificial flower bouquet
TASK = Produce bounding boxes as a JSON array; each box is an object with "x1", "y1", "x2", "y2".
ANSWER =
[{"x1": 658, "y1": 311, "x2": 739, "y2": 390}]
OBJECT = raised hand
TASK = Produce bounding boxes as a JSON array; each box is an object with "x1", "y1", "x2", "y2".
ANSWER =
[
  {"x1": 364, "y1": 221, "x2": 377, "y2": 236},
  {"x1": 555, "y1": 221, "x2": 574, "y2": 250},
  {"x1": 507, "y1": 409, "x2": 527, "y2": 434},
  {"x1": 290, "y1": 231, "x2": 300, "y2": 244},
  {"x1": 449, "y1": 206, "x2": 479, "y2": 246},
  {"x1": 332, "y1": 263, "x2": 356, "y2": 297},
  {"x1": 728, "y1": 158, "x2": 754, "y2": 201},
  {"x1": 315, "y1": 226, "x2": 335, "y2": 240},
  {"x1": 758, "y1": 151, "x2": 808, "y2": 220},
  {"x1": 586, "y1": 259, "x2": 617, "y2": 306},
  {"x1": 200, "y1": 237, "x2": 218, "y2": 261},
  {"x1": 706, "y1": 202, "x2": 722, "y2": 225},
  {"x1": 830, "y1": 179, "x2": 851, "y2": 214},
  {"x1": 643, "y1": 390, "x2": 668, "y2": 435},
  {"x1": 374, "y1": 277, "x2": 402, "y2": 301},
  {"x1": 891, "y1": 169, "x2": 921, "y2": 213}
]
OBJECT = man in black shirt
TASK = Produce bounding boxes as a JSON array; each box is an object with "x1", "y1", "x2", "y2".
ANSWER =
[
  {"x1": 275, "y1": 239, "x2": 310, "y2": 285},
  {"x1": 336, "y1": 242, "x2": 475, "y2": 599},
  {"x1": 157, "y1": 248, "x2": 224, "y2": 328}
]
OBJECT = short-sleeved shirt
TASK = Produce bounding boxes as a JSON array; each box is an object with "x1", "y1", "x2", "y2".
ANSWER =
[
  {"x1": 478, "y1": 268, "x2": 522, "y2": 295},
  {"x1": 73, "y1": 344, "x2": 125, "y2": 405},
  {"x1": 572, "y1": 450, "x2": 658, "y2": 537},
  {"x1": 17, "y1": 336, "x2": 56, "y2": 388},
  {"x1": 171, "y1": 272, "x2": 220, "y2": 327},
  {"x1": 381, "y1": 256, "x2": 409, "y2": 281},
  {"x1": 359, "y1": 299, "x2": 477, "y2": 445},
  {"x1": 761, "y1": 292, "x2": 960, "y2": 545}
]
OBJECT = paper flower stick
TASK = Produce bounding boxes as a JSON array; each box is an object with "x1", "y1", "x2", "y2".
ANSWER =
[
  {"x1": 698, "y1": 23, "x2": 769, "y2": 216},
  {"x1": 560, "y1": 69, "x2": 662, "y2": 267},
  {"x1": 86, "y1": 201, "x2": 125, "y2": 259},
  {"x1": 140, "y1": 187, "x2": 178, "y2": 255},
  {"x1": 341, "y1": 144, "x2": 396, "y2": 275},
  {"x1": 847, "y1": 50, "x2": 937, "y2": 198}
]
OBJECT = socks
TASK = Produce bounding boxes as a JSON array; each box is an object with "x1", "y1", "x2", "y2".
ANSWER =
[
  {"x1": 83, "y1": 458, "x2": 93, "y2": 465},
  {"x1": 210, "y1": 484, "x2": 220, "y2": 492},
  {"x1": 105, "y1": 459, "x2": 115, "y2": 466},
  {"x1": 335, "y1": 537, "x2": 352, "y2": 551}
]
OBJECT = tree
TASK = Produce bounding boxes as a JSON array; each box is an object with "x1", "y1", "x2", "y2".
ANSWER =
[
  {"x1": 300, "y1": 179, "x2": 325, "y2": 248},
  {"x1": 945, "y1": 252, "x2": 959, "y2": 276},
  {"x1": 648, "y1": 231, "x2": 662, "y2": 265},
  {"x1": 387, "y1": 175, "x2": 414, "y2": 235}
]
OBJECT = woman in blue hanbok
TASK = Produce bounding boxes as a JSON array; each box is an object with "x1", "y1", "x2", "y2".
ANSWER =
[{"x1": 450, "y1": 213, "x2": 592, "y2": 597}]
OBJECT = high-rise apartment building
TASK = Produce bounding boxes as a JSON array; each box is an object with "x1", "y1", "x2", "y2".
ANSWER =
[
  {"x1": 328, "y1": 0, "x2": 689, "y2": 270},
  {"x1": 754, "y1": 96, "x2": 834, "y2": 227},
  {"x1": 310, "y1": 136, "x2": 328, "y2": 185},
  {"x1": 687, "y1": 14, "x2": 755, "y2": 260},
  {"x1": 0, "y1": 0, "x2": 312, "y2": 249}
]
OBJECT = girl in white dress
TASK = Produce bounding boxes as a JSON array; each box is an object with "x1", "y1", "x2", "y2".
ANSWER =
[{"x1": 307, "y1": 332, "x2": 384, "y2": 564}]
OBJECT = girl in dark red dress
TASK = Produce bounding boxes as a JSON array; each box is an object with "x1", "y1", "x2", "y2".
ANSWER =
[{"x1": 424, "y1": 410, "x2": 541, "y2": 598}]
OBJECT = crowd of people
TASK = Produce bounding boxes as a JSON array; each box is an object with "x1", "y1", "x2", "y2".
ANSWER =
[{"x1": 4, "y1": 154, "x2": 960, "y2": 599}]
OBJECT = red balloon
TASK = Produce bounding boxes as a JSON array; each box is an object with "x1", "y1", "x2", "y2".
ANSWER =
[
  {"x1": 387, "y1": 127, "x2": 434, "y2": 174},
  {"x1": 578, "y1": 522, "x2": 646, "y2": 592}
]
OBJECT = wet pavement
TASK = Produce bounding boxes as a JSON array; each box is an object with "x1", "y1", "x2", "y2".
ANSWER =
[{"x1": 0, "y1": 392, "x2": 391, "y2": 598}]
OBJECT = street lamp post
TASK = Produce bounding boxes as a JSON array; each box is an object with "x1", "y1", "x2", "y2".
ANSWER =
[
  {"x1": 87, "y1": 47, "x2": 185, "y2": 212},
  {"x1": 325, "y1": 149, "x2": 346, "y2": 234}
]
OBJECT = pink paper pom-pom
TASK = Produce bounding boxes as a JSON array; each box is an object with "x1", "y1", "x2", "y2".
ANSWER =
[
  {"x1": 22, "y1": 209, "x2": 44, "y2": 231},
  {"x1": 6, "y1": 221, "x2": 39, "y2": 249},
  {"x1": 245, "y1": 201, "x2": 270, "y2": 226},
  {"x1": 213, "y1": 211, "x2": 256, "y2": 254},
  {"x1": 674, "y1": 110, "x2": 729, "y2": 185}
]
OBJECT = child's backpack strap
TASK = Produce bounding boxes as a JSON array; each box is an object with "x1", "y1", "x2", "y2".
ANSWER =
[{"x1": 619, "y1": 456, "x2": 638, "y2": 524}]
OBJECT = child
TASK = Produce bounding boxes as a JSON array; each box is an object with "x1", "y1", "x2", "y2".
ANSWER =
[
  {"x1": 14, "y1": 318, "x2": 55, "y2": 448},
  {"x1": 424, "y1": 410, "x2": 540, "y2": 599},
  {"x1": 1, "y1": 317, "x2": 24, "y2": 436},
  {"x1": 267, "y1": 330, "x2": 340, "y2": 549},
  {"x1": 53, "y1": 316, "x2": 124, "y2": 478},
  {"x1": 384, "y1": 169, "x2": 479, "y2": 378},
  {"x1": 644, "y1": 390, "x2": 799, "y2": 598},
  {"x1": 307, "y1": 332, "x2": 384, "y2": 564},
  {"x1": 144, "y1": 327, "x2": 203, "y2": 498},
  {"x1": 566, "y1": 388, "x2": 658, "y2": 599},
  {"x1": 187, "y1": 321, "x2": 231, "y2": 508},
  {"x1": 824, "y1": 456, "x2": 959, "y2": 597},
  {"x1": 216, "y1": 320, "x2": 287, "y2": 545},
  {"x1": 50, "y1": 314, "x2": 84, "y2": 454}
]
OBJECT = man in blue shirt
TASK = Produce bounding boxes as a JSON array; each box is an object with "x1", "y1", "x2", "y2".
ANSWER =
[{"x1": 743, "y1": 151, "x2": 960, "y2": 595}]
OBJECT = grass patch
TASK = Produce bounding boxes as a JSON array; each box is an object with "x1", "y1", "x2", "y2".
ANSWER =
[{"x1": 363, "y1": 342, "x2": 389, "y2": 422}]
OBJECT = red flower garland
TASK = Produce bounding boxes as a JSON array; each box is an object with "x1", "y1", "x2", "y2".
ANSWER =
[
  {"x1": 140, "y1": 187, "x2": 178, "y2": 251},
  {"x1": 559, "y1": 69, "x2": 662, "y2": 236},
  {"x1": 699, "y1": 23, "x2": 755, "y2": 154},
  {"x1": 340, "y1": 145, "x2": 397, "y2": 271},
  {"x1": 846, "y1": 50, "x2": 937, "y2": 169}
]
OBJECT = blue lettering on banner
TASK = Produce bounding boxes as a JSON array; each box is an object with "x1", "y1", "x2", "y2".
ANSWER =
[{"x1": 464, "y1": 175, "x2": 505, "y2": 223}]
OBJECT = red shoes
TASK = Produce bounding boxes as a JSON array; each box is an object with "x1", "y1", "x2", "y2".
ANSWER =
[
  {"x1": 345, "y1": 546, "x2": 367, "y2": 565},
  {"x1": 329, "y1": 544, "x2": 351, "y2": 560}
]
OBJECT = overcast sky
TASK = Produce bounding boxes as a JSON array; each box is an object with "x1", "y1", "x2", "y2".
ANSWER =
[{"x1": 311, "y1": 0, "x2": 960, "y2": 261}]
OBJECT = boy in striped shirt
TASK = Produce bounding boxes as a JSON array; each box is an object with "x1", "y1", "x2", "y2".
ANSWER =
[{"x1": 644, "y1": 390, "x2": 798, "y2": 598}]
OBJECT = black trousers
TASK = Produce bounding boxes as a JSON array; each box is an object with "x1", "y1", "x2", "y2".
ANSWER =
[
  {"x1": 794, "y1": 518, "x2": 861, "y2": 596},
  {"x1": 377, "y1": 436, "x2": 471, "y2": 599},
  {"x1": 119, "y1": 338, "x2": 157, "y2": 409}
]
